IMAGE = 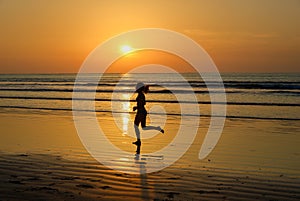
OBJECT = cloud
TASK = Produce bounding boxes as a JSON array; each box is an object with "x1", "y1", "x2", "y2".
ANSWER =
[{"x1": 183, "y1": 29, "x2": 279, "y2": 40}]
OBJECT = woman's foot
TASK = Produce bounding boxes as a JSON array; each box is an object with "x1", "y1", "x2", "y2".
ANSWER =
[
  {"x1": 160, "y1": 127, "x2": 164, "y2": 134},
  {"x1": 132, "y1": 140, "x2": 141, "y2": 146}
]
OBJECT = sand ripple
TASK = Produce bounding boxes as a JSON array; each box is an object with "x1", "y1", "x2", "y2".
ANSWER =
[{"x1": 0, "y1": 152, "x2": 299, "y2": 201}]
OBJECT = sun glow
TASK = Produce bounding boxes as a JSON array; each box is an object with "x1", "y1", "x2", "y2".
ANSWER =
[{"x1": 120, "y1": 45, "x2": 133, "y2": 54}]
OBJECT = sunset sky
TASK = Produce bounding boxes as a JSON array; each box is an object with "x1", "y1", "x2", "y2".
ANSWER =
[{"x1": 0, "y1": 0, "x2": 299, "y2": 73}]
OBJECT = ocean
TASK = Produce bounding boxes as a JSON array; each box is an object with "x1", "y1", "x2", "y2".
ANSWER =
[{"x1": 0, "y1": 73, "x2": 299, "y2": 120}]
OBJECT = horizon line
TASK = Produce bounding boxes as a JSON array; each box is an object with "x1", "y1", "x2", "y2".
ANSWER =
[{"x1": 1, "y1": 71, "x2": 300, "y2": 75}]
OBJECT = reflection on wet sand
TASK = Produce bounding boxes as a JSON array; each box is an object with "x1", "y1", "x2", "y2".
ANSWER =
[{"x1": 134, "y1": 143, "x2": 151, "y2": 200}]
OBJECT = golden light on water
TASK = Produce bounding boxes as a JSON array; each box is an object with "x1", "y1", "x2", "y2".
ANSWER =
[{"x1": 121, "y1": 93, "x2": 131, "y2": 135}]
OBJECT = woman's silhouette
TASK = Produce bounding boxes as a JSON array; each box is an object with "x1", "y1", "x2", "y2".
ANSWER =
[{"x1": 132, "y1": 82, "x2": 164, "y2": 145}]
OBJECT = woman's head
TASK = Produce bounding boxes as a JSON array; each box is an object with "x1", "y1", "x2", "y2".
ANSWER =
[
  {"x1": 135, "y1": 82, "x2": 149, "y2": 93},
  {"x1": 135, "y1": 82, "x2": 144, "y2": 92}
]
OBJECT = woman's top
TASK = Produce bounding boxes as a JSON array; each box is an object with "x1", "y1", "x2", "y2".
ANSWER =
[{"x1": 136, "y1": 92, "x2": 147, "y2": 114}]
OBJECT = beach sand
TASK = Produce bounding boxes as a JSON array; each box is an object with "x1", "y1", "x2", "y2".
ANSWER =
[{"x1": 0, "y1": 108, "x2": 299, "y2": 200}]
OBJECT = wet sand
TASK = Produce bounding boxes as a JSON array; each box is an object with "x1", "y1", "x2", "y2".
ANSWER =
[{"x1": 0, "y1": 109, "x2": 299, "y2": 200}]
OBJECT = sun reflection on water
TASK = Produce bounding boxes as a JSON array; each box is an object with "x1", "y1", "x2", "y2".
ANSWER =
[{"x1": 121, "y1": 93, "x2": 131, "y2": 135}]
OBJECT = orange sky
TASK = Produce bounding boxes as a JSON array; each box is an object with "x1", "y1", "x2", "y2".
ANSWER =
[
  {"x1": 0, "y1": 0, "x2": 299, "y2": 73},
  {"x1": 107, "y1": 50, "x2": 196, "y2": 73}
]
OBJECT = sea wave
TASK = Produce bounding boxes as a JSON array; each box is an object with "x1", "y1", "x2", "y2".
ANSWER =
[
  {"x1": 0, "y1": 105, "x2": 299, "y2": 121},
  {"x1": 0, "y1": 88, "x2": 299, "y2": 96},
  {"x1": 0, "y1": 96, "x2": 299, "y2": 107},
  {"x1": 0, "y1": 81, "x2": 299, "y2": 90}
]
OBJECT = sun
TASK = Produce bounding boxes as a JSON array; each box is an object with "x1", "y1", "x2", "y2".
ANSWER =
[{"x1": 120, "y1": 45, "x2": 133, "y2": 54}]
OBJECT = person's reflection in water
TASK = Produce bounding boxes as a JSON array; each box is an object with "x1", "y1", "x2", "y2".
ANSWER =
[
  {"x1": 135, "y1": 143, "x2": 141, "y2": 155},
  {"x1": 133, "y1": 143, "x2": 149, "y2": 199},
  {"x1": 132, "y1": 82, "x2": 165, "y2": 146}
]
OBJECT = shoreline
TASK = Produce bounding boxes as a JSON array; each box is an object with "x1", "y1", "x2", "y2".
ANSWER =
[{"x1": 0, "y1": 108, "x2": 299, "y2": 200}]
